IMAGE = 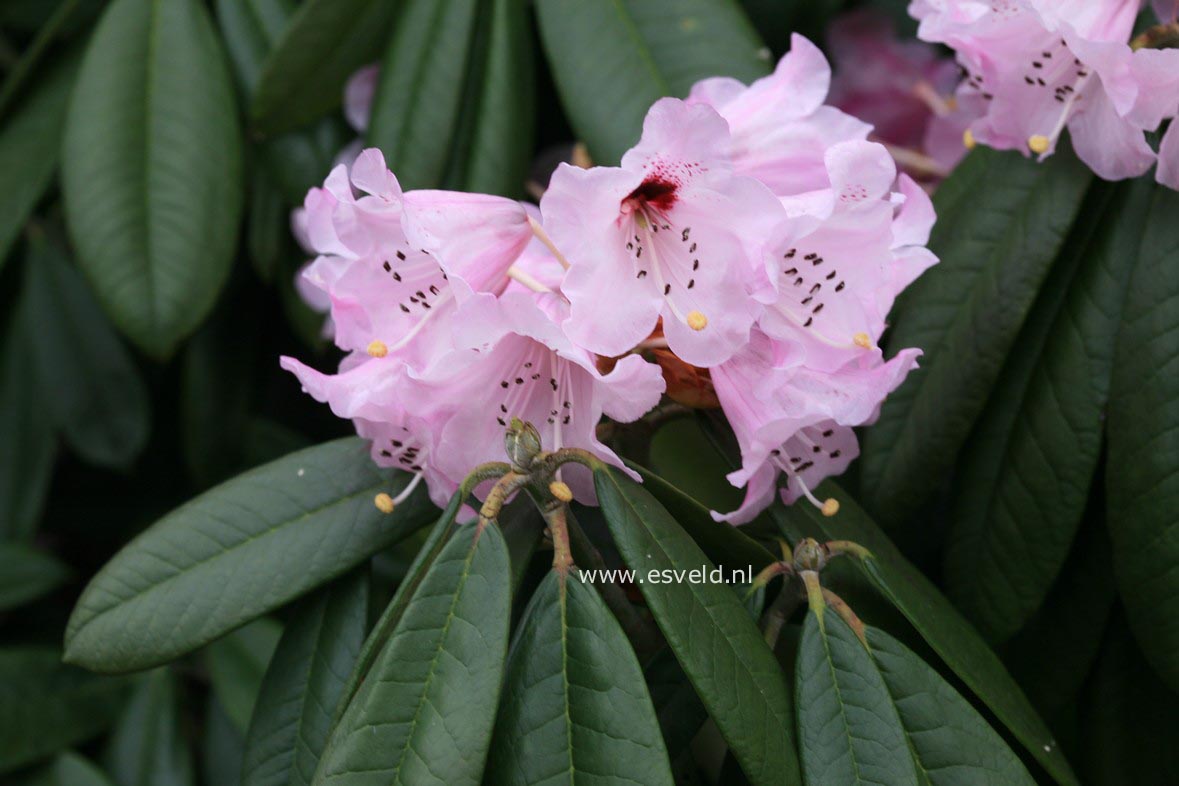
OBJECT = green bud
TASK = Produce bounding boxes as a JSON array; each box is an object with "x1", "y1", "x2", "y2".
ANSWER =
[
  {"x1": 792, "y1": 537, "x2": 828, "y2": 573},
  {"x1": 504, "y1": 417, "x2": 542, "y2": 471}
]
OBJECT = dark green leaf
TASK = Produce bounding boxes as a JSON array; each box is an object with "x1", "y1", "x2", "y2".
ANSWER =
[
  {"x1": 0, "y1": 301, "x2": 57, "y2": 541},
  {"x1": 0, "y1": 0, "x2": 84, "y2": 116},
  {"x1": 331, "y1": 492, "x2": 463, "y2": 722},
  {"x1": 204, "y1": 697, "x2": 245, "y2": 786},
  {"x1": 645, "y1": 648, "x2": 708, "y2": 764},
  {"x1": 243, "y1": 571, "x2": 368, "y2": 786},
  {"x1": 594, "y1": 467, "x2": 800, "y2": 786},
  {"x1": 499, "y1": 494, "x2": 543, "y2": 594},
  {"x1": 535, "y1": 0, "x2": 769, "y2": 164},
  {"x1": 0, "y1": 52, "x2": 78, "y2": 270},
  {"x1": 868, "y1": 627, "x2": 1037, "y2": 786},
  {"x1": 0, "y1": 542, "x2": 70, "y2": 611},
  {"x1": 0, "y1": 648, "x2": 129, "y2": 774},
  {"x1": 105, "y1": 669, "x2": 194, "y2": 786},
  {"x1": 23, "y1": 236, "x2": 150, "y2": 469},
  {"x1": 630, "y1": 460, "x2": 775, "y2": 573},
  {"x1": 313, "y1": 521, "x2": 510, "y2": 786},
  {"x1": 215, "y1": 0, "x2": 345, "y2": 203},
  {"x1": 64, "y1": 438, "x2": 436, "y2": 673},
  {"x1": 26, "y1": 752, "x2": 118, "y2": 786},
  {"x1": 367, "y1": 0, "x2": 532, "y2": 195},
  {"x1": 1107, "y1": 185, "x2": 1179, "y2": 691},
  {"x1": 859, "y1": 148, "x2": 1092, "y2": 528},
  {"x1": 251, "y1": 0, "x2": 398, "y2": 135},
  {"x1": 944, "y1": 179, "x2": 1145, "y2": 642},
  {"x1": 61, "y1": 0, "x2": 244, "y2": 359},
  {"x1": 796, "y1": 611, "x2": 916, "y2": 786},
  {"x1": 1001, "y1": 507, "x2": 1117, "y2": 718},
  {"x1": 247, "y1": 169, "x2": 285, "y2": 283},
  {"x1": 487, "y1": 570, "x2": 674, "y2": 785},
  {"x1": 205, "y1": 618, "x2": 283, "y2": 734},
  {"x1": 773, "y1": 487, "x2": 1077, "y2": 785},
  {"x1": 1080, "y1": 612, "x2": 1179, "y2": 784}
]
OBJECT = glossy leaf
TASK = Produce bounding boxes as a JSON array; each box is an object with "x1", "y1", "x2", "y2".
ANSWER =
[
  {"x1": 0, "y1": 302, "x2": 56, "y2": 541},
  {"x1": 204, "y1": 697, "x2": 246, "y2": 786},
  {"x1": 23, "y1": 237, "x2": 151, "y2": 469},
  {"x1": 65, "y1": 438, "x2": 435, "y2": 673},
  {"x1": 205, "y1": 618, "x2": 283, "y2": 734},
  {"x1": 243, "y1": 571, "x2": 369, "y2": 786},
  {"x1": 215, "y1": 0, "x2": 344, "y2": 203},
  {"x1": 331, "y1": 492, "x2": 463, "y2": 723},
  {"x1": 1107, "y1": 184, "x2": 1179, "y2": 691},
  {"x1": 0, "y1": 543, "x2": 70, "y2": 611},
  {"x1": 594, "y1": 467, "x2": 800, "y2": 786},
  {"x1": 859, "y1": 148, "x2": 1092, "y2": 528},
  {"x1": 487, "y1": 570, "x2": 675, "y2": 786},
  {"x1": 28, "y1": 752, "x2": 118, "y2": 786},
  {"x1": 0, "y1": 53, "x2": 78, "y2": 270},
  {"x1": 0, "y1": 648, "x2": 129, "y2": 774},
  {"x1": 1080, "y1": 613, "x2": 1179, "y2": 784},
  {"x1": 773, "y1": 487, "x2": 1077, "y2": 785},
  {"x1": 868, "y1": 627, "x2": 1037, "y2": 786},
  {"x1": 313, "y1": 521, "x2": 510, "y2": 786},
  {"x1": 61, "y1": 0, "x2": 244, "y2": 359},
  {"x1": 534, "y1": 0, "x2": 769, "y2": 164},
  {"x1": 944, "y1": 180, "x2": 1145, "y2": 642},
  {"x1": 250, "y1": 0, "x2": 398, "y2": 135},
  {"x1": 105, "y1": 669, "x2": 194, "y2": 786},
  {"x1": 367, "y1": 0, "x2": 532, "y2": 195},
  {"x1": 795, "y1": 612, "x2": 916, "y2": 786}
]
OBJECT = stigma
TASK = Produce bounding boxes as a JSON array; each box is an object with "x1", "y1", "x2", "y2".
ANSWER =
[
  {"x1": 687, "y1": 311, "x2": 708, "y2": 331},
  {"x1": 367, "y1": 340, "x2": 389, "y2": 358},
  {"x1": 1027, "y1": 135, "x2": 1050, "y2": 155}
]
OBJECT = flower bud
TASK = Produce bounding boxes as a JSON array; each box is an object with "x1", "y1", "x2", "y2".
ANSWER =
[
  {"x1": 792, "y1": 537, "x2": 828, "y2": 573},
  {"x1": 504, "y1": 417, "x2": 542, "y2": 471}
]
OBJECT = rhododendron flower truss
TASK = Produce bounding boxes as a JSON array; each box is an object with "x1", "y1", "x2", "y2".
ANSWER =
[
  {"x1": 283, "y1": 38, "x2": 938, "y2": 524},
  {"x1": 911, "y1": 0, "x2": 1179, "y2": 187}
]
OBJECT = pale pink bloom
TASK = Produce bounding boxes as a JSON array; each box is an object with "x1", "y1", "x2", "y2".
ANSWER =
[
  {"x1": 710, "y1": 329, "x2": 921, "y2": 523},
  {"x1": 401, "y1": 190, "x2": 534, "y2": 297},
  {"x1": 1156, "y1": 0, "x2": 1179, "y2": 22},
  {"x1": 279, "y1": 352, "x2": 455, "y2": 508},
  {"x1": 686, "y1": 34, "x2": 872, "y2": 196},
  {"x1": 542, "y1": 98, "x2": 783, "y2": 367},
  {"x1": 343, "y1": 64, "x2": 379, "y2": 133},
  {"x1": 757, "y1": 141, "x2": 937, "y2": 373},
  {"x1": 401, "y1": 292, "x2": 665, "y2": 501},
  {"x1": 1159, "y1": 121, "x2": 1179, "y2": 190},
  {"x1": 912, "y1": 0, "x2": 1179, "y2": 184},
  {"x1": 827, "y1": 9, "x2": 973, "y2": 173}
]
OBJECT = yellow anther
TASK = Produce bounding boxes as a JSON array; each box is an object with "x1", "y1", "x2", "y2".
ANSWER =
[
  {"x1": 1028, "y1": 135, "x2": 1050, "y2": 155},
  {"x1": 821, "y1": 498, "x2": 840, "y2": 517},
  {"x1": 374, "y1": 493, "x2": 395, "y2": 514},
  {"x1": 549, "y1": 480, "x2": 574, "y2": 503},
  {"x1": 853, "y1": 332, "x2": 872, "y2": 349},
  {"x1": 963, "y1": 128, "x2": 976, "y2": 150},
  {"x1": 367, "y1": 340, "x2": 388, "y2": 358},
  {"x1": 687, "y1": 310, "x2": 708, "y2": 331}
]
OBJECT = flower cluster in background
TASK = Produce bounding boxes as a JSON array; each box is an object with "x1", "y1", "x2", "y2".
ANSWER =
[
  {"x1": 912, "y1": 0, "x2": 1179, "y2": 189},
  {"x1": 281, "y1": 35, "x2": 934, "y2": 525}
]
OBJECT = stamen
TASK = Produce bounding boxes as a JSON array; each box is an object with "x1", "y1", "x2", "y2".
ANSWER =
[
  {"x1": 506, "y1": 265, "x2": 553, "y2": 294},
  {"x1": 549, "y1": 480, "x2": 574, "y2": 502},
  {"x1": 881, "y1": 143, "x2": 950, "y2": 179},
  {"x1": 853, "y1": 332, "x2": 872, "y2": 349},
  {"x1": 912, "y1": 80, "x2": 954, "y2": 117},
  {"x1": 687, "y1": 310, "x2": 708, "y2": 331},
  {"x1": 367, "y1": 340, "x2": 388, "y2": 358},
  {"x1": 373, "y1": 493, "x2": 395, "y2": 514},
  {"x1": 1027, "y1": 135, "x2": 1051, "y2": 154},
  {"x1": 528, "y1": 215, "x2": 571, "y2": 270},
  {"x1": 963, "y1": 129, "x2": 976, "y2": 150},
  {"x1": 794, "y1": 475, "x2": 837, "y2": 516},
  {"x1": 391, "y1": 472, "x2": 425, "y2": 506}
]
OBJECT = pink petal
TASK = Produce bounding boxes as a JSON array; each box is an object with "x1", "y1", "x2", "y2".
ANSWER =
[{"x1": 1158, "y1": 121, "x2": 1179, "y2": 190}]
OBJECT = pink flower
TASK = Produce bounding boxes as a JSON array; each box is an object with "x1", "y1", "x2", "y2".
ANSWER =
[
  {"x1": 280, "y1": 352, "x2": 456, "y2": 508},
  {"x1": 542, "y1": 98, "x2": 783, "y2": 367},
  {"x1": 1155, "y1": 1, "x2": 1178, "y2": 23},
  {"x1": 710, "y1": 330, "x2": 921, "y2": 524},
  {"x1": 757, "y1": 141, "x2": 937, "y2": 373},
  {"x1": 343, "y1": 64, "x2": 379, "y2": 133},
  {"x1": 401, "y1": 292, "x2": 665, "y2": 501},
  {"x1": 686, "y1": 34, "x2": 872, "y2": 196},
  {"x1": 827, "y1": 9, "x2": 974, "y2": 175},
  {"x1": 911, "y1": 0, "x2": 1179, "y2": 184}
]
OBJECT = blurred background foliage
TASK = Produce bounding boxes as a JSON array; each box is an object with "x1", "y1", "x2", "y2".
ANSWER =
[{"x1": 0, "y1": 0, "x2": 1176, "y2": 784}]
